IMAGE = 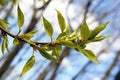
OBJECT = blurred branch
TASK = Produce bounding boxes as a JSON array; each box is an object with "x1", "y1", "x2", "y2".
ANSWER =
[
  {"x1": 91, "y1": 2, "x2": 120, "y2": 24},
  {"x1": 37, "y1": 47, "x2": 70, "y2": 80},
  {"x1": 77, "y1": 0, "x2": 92, "y2": 29},
  {"x1": 36, "y1": 0, "x2": 51, "y2": 11},
  {"x1": 102, "y1": 50, "x2": 120, "y2": 80},
  {"x1": 65, "y1": 0, "x2": 74, "y2": 32}
]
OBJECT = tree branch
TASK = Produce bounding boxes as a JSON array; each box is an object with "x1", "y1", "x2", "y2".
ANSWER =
[
  {"x1": 102, "y1": 51, "x2": 120, "y2": 80},
  {"x1": 0, "y1": 26, "x2": 51, "y2": 46}
]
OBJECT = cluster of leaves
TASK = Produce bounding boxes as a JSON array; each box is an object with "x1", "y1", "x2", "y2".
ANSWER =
[{"x1": 0, "y1": 5, "x2": 109, "y2": 76}]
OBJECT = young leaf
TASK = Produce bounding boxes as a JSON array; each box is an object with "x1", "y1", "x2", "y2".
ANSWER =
[
  {"x1": 18, "y1": 5, "x2": 24, "y2": 28},
  {"x1": 60, "y1": 40, "x2": 77, "y2": 48},
  {"x1": 40, "y1": 45, "x2": 53, "y2": 51},
  {"x1": 56, "y1": 9, "x2": 66, "y2": 32},
  {"x1": 0, "y1": 19, "x2": 9, "y2": 30},
  {"x1": 80, "y1": 20, "x2": 91, "y2": 40},
  {"x1": 1, "y1": 36, "x2": 8, "y2": 54},
  {"x1": 78, "y1": 48, "x2": 99, "y2": 63},
  {"x1": 42, "y1": 16, "x2": 53, "y2": 38},
  {"x1": 89, "y1": 22, "x2": 109, "y2": 39},
  {"x1": 66, "y1": 30, "x2": 78, "y2": 41},
  {"x1": 52, "y1": 45, "x2": 62, "y2": 56},
  {"x1": 39, "y1": 49, "x2": 56, "y2": 61},
  {"x1": 51, "y1": 46, "x2": 62, "y2": 62},
  {"x1": 20, "y1": 55, "x2": 35, "y2": 76},
  {"x1": 65, "y1": 26, "x2": 70, "y2": 35},
  {"x1": 69, "y1": 30, "x2": 77, "y2": 38},
  {"x1": 56, "y1": 32, "x2": 67, "y2": 40},
  {"x1": 23, "y1": 38, "x2": 36, "y2": 46},
  {"x1": 13, "y1": 38, "x2": 19, "y2": 45},
  {"x1": 2, "y1": 38, "x2": 6, "y2": 54},
  {"x1": 24, "y1": 30, "x2": 38, "y2": 40},
  {"x1": 90, "y1": 36, "x2": 108, "y2": 42}
]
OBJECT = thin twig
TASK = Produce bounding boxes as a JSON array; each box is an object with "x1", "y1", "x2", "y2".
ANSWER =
[
  {"x1": 0, "y1": 26, "x2": 50, "y2": 45},
  {"x1": 102, "y1": 51, "x2": 120, "y2": 80}
]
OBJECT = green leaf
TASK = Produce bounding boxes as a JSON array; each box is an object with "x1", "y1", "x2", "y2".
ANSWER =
[
  {"x1": 66, "y1": 30, "x2": 78, "y2": 41},
  {"x1": 60, "y1": 40, "x2": 77, "y2": 48},
  {"x1": 40, "y1": 45, "x2": 53, "y2": 51},
  {"x1": 0, "y1": 19, "x2": 9, "y2": 30},
  {"x1": 0, "y1": 0, "x2": 6, "y2": 6},
  {"x1": 78, "y1": 48, "x2": 99, "y2": 63},
  {"x1": 52, "y1": 45, "x2": 62, "y2": 57},
  {"x1": 80, "y1": 20, "x2": 91, "y2": 40},
  {"x1": 20, "y1": 55, "x2": 35, "y2": 76},
  {"x1": 90, "y1": 36, "x2": 108, "y2": 42},
  {"x1": 18, "y1": 5, "x2": 24, "y2": 28},
  {"x1": 13, "y1": 38, "x2": 19, "y2": 45},
  {"x1": 66, "y1": 36, "x2": 78, "y2": 41},
  {"x1": 65, "y1": 26, "x2": 70, "y2": 35},
  {"x1": 69, "y1": 30, "x2": 77, "y2": 37},
  {"x1": 51, "y1": 46, "x2": 62, "y2": 62},
  {"x1": 23, "y1": 38, "x2": 36, "y2": 46},
  {"x1": 1, "y1": 36, "x2": 8, "y2": 54},
  {"x1": 42, "y1": 16, "x2": 53, "y2": 38},
  {"x1": 24, "y1": 30, "x2": 38, "y2": 40},
  {"x1": 39, "y1": 49, "x2": 56, "y2": 61},
  {"x1": 12, "y1": 0, "x2": 17, "y2": 4},
  {"x1": 56, "y1": 32, "x2": 67, "y2": 40},
  {"x1": 2, "y1": 38, "x2": 6, "y2": 54},
  {"x1": 56, "y1": 9, "x2": 66, "y2": 32},
  {"x1": 89, "y1": 22, "x2": 109, "y2": 39}
]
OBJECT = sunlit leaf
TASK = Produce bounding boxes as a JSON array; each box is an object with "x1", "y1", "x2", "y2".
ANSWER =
[
  {"x1": 18, "y1": 5, "x2": 24, "y2": 28},
  {"x1": 23, "y1": 38, "x2": 36, "y2": 46},
  {"x1": 13, "y1": 38, "x2": 19, "y2": 45},
  {"x1": 89, "y1": 22, "x2": 109, "y2": 39},
  {"x1": 51, "y1": 46, "x2": 62, "y2": 62},
  {"x1": 65, "y1": 26, "x2": 70, "y2": 35},
  {"x1": 60, "y1": 40, "x2": 77, "y2": 48},
  {"x1": 1, "y1": 36, "x2": 8, "y2": 54},
  {"x1": 78, "y1": 48, "x2": 99, "y2": 63},
  {"x1": 90, "y1": 36, "x2": 108, "y2": 42},
  {"x1": 0, "y1": 19, "x2": 9, "y2": 30},
  {"x1": 20, "y1": 55, "x2": 35, "y2": 76},
  {"x1": 56, "y1": 9, "x2": 66, "y2": 32},
  {"x1": 80, "y1": 20, "x2": 91, "y2": 40},
  {"x1": 24, "y1": 30, "x2": 38, "y2": 40},
  {"x1": 40, "y1": 45, "x2": 53, "y2": 51},
  {"x1": 52, "y1": 45, "x2": 62, "y2": 57},
  {"x1": 2, "y1": 38, "x2": 6, "y2": 54},
  {"x1": 39, "y1": 49, "x2": 56, "y2": 61},
  {"x1": 42, "y1": 16, "x2": 53, "y2": 38},
  {"x1": 56, "y1": 32, "x2": 67, "y2": 40},
  {"x1": 67, "y1": 30, "x2": 78, "y2": 41}
]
